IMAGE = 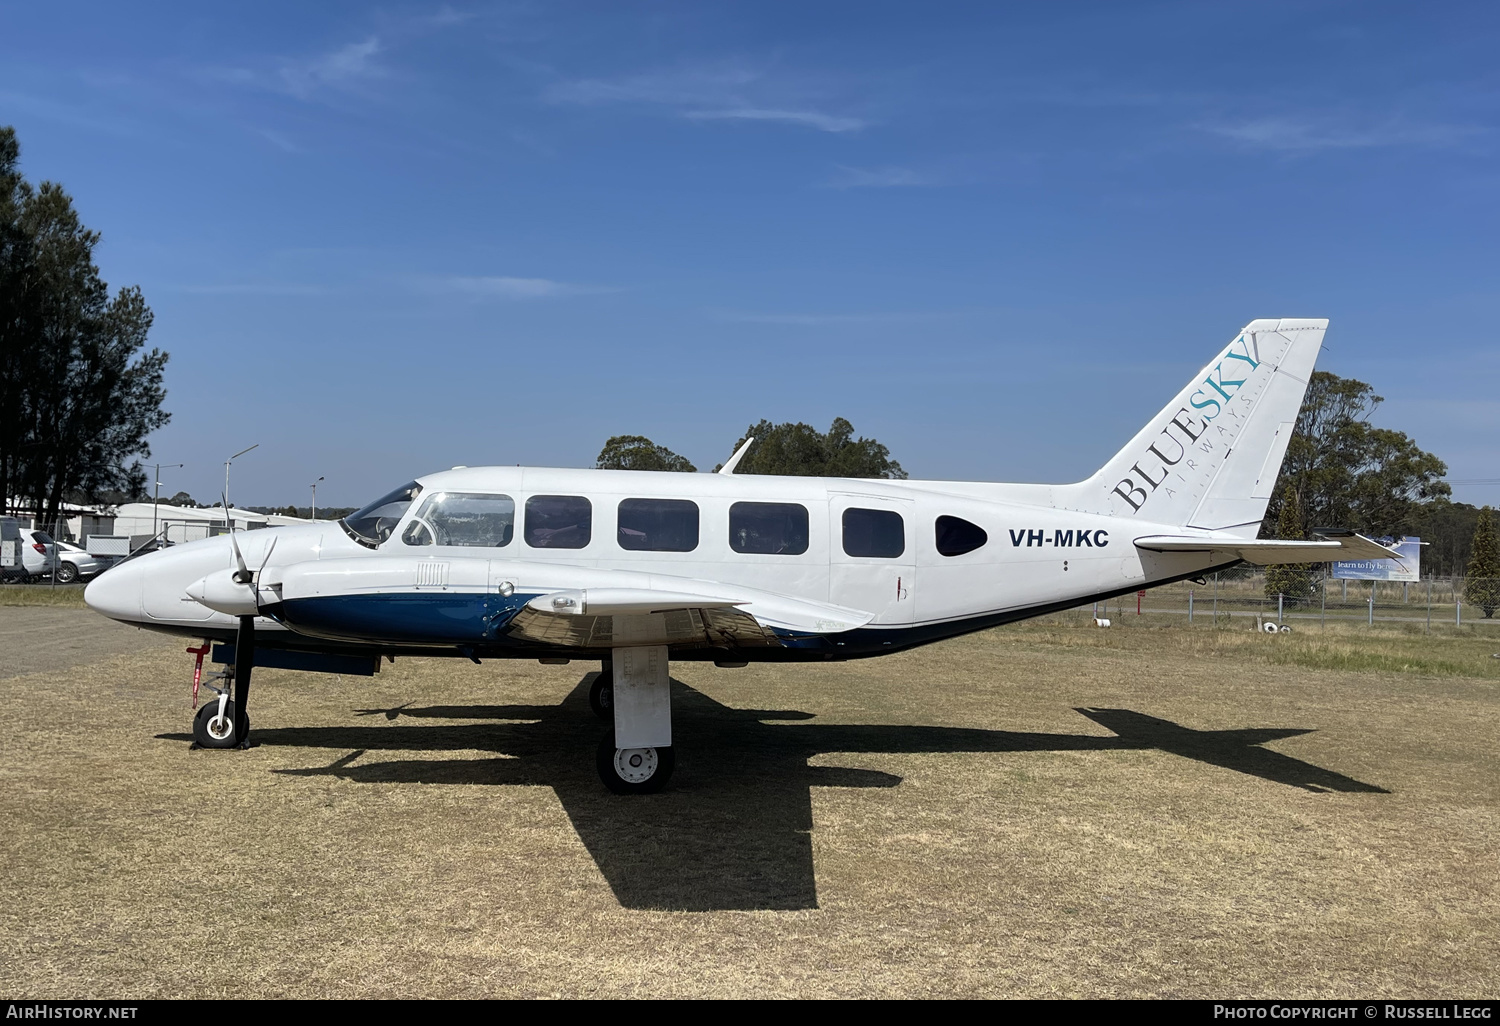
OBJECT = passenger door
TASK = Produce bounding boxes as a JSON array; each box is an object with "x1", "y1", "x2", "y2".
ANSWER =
[{"x1": 828, "y1": 494, "x2": 915, "y2": 624}]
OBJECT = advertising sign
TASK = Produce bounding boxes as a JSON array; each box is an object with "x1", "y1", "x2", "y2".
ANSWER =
[{"x1": 1331, "y1": 536, "x2": 1420, "y2": 582}]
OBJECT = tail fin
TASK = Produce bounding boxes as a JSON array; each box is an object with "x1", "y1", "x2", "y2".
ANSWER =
[{"x1": 1066, "y1": 318, "x2": 1326, "y2": 535}]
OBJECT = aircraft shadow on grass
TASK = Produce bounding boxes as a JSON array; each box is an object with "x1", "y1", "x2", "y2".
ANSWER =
[{"x1": 166, "y1": 676, "x2": 1388, "y2": 912}]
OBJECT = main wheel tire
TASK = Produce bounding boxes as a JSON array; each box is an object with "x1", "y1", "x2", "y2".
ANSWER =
[
  {"x1": 596, "y1": 733, "x2": 674, "y2": 795},
  {"x1": 588, "y1": 672, "x2": 614, "y2": 721},
  {"x1": 55, "y1": 563, "x2": 78, "y2": 584},
  {"x1": 193, "y1": 701, "x2": 248, "y2": 749}
]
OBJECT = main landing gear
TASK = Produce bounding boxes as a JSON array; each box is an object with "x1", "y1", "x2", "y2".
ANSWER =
[
  {"x1": 189, "y1": 615, "x2": 258, "y2": 750},
  {"x1": 594, "y1": 646, "x2": 674, "y2": 795},
  {"x1": 589, "y1": 659, "x2": 614, "y2": 720}
]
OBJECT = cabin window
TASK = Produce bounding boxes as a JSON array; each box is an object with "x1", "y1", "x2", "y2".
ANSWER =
[
  {"x1": 617, "y1": 498, "x2": 699, "y2": 552},
  {"x1": 402, "y1": 492, "x2": 515, "y2": 547},
  {"x1": 341, "y1": 481, "x2": 422, "y2": 548},
  {"x1": 729, "y1": 502, "x2": 809, "y2": 555},
  {"x1": 525, "y1": 495, "x2": 592, "y2": 549},
  {"x1": 936, "y1": 515, "x2": 988, "y2": 557},
  {"x1": 842, "y1": 507, "x2": 905, "y2": 558}
]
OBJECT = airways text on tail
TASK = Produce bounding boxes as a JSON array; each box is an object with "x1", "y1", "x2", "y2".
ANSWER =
[{"x1": 85, "y1": 317, "x2": 1401, "y2": 793}]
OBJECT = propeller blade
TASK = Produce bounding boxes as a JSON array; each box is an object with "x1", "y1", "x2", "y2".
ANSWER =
[
  {"x1": 257, "y1": 536, "x2": 278, "y2": 575},
  {"x1": 227, "y1": 538, "x2": 251, "y2": 590}
]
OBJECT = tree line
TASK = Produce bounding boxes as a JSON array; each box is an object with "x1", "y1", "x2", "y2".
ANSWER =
[
  {"x1": 0, "y1": 127, "x2": 169, "y2": 529},
  {"x1": 596, "y1": 418, "x2": 905, "y2": 478}
]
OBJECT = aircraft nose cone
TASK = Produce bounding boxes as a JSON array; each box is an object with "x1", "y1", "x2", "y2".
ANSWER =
[{"x1": 84, "y1": 559, "x2": 144, "y2": 623}]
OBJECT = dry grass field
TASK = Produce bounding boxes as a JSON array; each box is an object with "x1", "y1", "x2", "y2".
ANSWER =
[{"x1": 1, "y1": 610, "x2": 1497, "y2": 998}]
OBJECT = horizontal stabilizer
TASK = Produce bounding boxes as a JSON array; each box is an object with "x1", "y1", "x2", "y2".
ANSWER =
[{"x1": 1134, "y1": 532, "x2": 1403, "y2": 566}]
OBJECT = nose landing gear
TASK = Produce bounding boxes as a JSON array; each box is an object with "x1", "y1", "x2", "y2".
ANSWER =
[
  {"x1": 193, "y1": 699, "x2": 249, "y2": 748},
  {"x1": 186, "y1": 616, "x2": 258, "y2": 751}
]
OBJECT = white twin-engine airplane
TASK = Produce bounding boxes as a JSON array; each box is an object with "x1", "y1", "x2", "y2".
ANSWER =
[{"x1": 87, "y1": 318, "x2": 1400, "y2": 794}]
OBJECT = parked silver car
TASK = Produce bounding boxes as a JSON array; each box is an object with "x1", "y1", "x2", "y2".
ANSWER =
[{"x1": 55, "y1": 541, "x2": 111, "y2": 584}]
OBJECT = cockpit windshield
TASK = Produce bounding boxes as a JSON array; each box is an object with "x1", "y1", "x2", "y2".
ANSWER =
[{"x1": 341, "y1": 481, "x2": 422, "y2": 548}]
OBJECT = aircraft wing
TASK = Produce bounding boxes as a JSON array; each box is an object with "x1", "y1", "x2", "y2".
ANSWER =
[
  {"x1": 1133, "y1": 530, "x2": 1403, "y2": 566},
  {"x1": 269, "y1": 555, "x2": 874, "y2": 650},
  {"x1": 508, "y1": 581, "x2": 874, "y2": 649}
]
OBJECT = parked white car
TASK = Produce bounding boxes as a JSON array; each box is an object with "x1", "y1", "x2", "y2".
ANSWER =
[
  {"x1": 16, "y1": 527, "x2": 60, "y2": 582},
  {"x1": 55, "y1": 541, "x2": 111, "y2": 584}
]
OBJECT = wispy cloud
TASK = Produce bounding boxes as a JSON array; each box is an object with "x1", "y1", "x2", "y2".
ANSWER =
[
  {"x1": 714, "y1": 310, "x2": 952, "y2": 325},
  {"x1": 545, "y1": 63, "x2": 867, "y2": 134},
  {"x1": 277, "y1": 37, "x2": 385, "y2": 98},
  {"x1": 172, "y1": 282, "x2": 329, "y2": 296},
  {"x1": 824, "y1": 164, "x2": 940, "y2": 188},
  {"x1": 253, "y1": 128, "x2": 302, "y2": 153},
  {"x1": 436, "y1": 276, "x2": 619, "y2": 299},
  {"x1": 1202, "y1": 116, "x2": 1484, "y2": 152},
  {"x1": 685, "y1": 108, "x2": 864, "y2": 133},
  {"x1": 545, "y1": 66, "x2": 760, "y2": 107},
  {"x1": 200, "y1": 36, "x2": 388, "y2": 100}
]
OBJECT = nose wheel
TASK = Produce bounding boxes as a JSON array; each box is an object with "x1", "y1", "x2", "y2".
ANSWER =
[
  {"x1": 596, "y1": 734, "x2": 674, "y2": 794},
  {"x1": 193, "y1": 700, "x2": 249, "y2": 748}
]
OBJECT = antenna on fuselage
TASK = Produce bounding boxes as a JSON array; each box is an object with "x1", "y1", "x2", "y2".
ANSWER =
[{"x1": 718, "y1": 436, "x2": 755, "y2": 475}]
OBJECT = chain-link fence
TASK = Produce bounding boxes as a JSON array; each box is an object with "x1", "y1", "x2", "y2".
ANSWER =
[{"x1": 1069, "y1": 567, "x2": 1500, "y2": 631}]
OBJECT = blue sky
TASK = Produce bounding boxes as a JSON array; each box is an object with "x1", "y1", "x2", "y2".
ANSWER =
[{"x1": 3, "y1": 2, "x2": 1497, "y2": 508}]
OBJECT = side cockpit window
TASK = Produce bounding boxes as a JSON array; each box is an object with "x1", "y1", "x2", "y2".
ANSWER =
[
  {"x1": 936, "y1": 515, "x2": 988, "y2": 557},
  {"x1": 341, "y1": 482, "x2": 422, "y2": 548},
  {"x1": 403, "y1": 492, "x2": 515, "y2": 547}
]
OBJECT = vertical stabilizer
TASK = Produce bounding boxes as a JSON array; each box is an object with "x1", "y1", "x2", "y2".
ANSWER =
[{"x1": 1062, "y1": 318, "x2": 1326, "y2": 536}]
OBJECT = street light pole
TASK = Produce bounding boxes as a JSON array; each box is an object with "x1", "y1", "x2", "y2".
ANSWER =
[
  {"x1": 151, "y1": 462, "x2": 184, "y2": 546},
  {"x1": 223, "y1": 444, "x2": 259, "y2": 531},
  {"x1": 310, "y1": 476, "x2": 324, "y2": 521}
]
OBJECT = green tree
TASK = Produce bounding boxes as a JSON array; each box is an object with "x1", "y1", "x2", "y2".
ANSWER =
[
  {"x1": 1264, "y1": 486, "x2": 1315, "y2": 602},
  {"x1": 1264, "y1": 372, "x2": 1449, "y2": 539},
  {"x1": 0, "y1": 126, "x2": 170, "y2": 528},
  {"x1": 1405, "y1": 498, "x2": 1481, "y2": 577},
  {"x1": 722, "y1": 418, "x2": 907, "y2": 478},
  {"x1": 1464, "y1": 506, "x2": 1499, "y2": 619},
  {"x1": 595, "y1": 435, "x2": 696, "y2": 472}
]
